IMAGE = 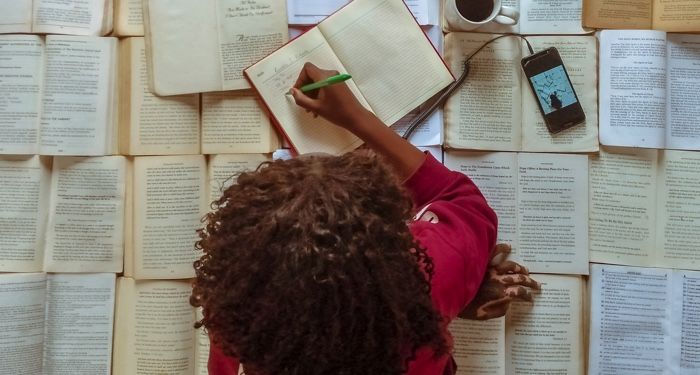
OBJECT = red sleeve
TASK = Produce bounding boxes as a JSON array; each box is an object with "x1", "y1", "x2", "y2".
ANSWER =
[
  {"x1": 208, "y1": 339, "x2": 240, "y2": 375},
  {"x1": 404, "y1": 153, "x2": 497, "y2": 320}
]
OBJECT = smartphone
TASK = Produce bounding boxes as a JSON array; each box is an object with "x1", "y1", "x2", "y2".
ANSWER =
[{"x1": 521, "y1": 47, "x2": 585, "y2": 134}]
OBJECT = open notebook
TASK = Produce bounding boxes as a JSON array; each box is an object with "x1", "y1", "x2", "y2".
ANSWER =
[{"x1": 244, "y1": 0, "x2": 454, "y2": 155}]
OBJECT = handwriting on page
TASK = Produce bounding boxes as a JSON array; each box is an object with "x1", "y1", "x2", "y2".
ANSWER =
[{"x1": 225, "y1": 1, "x2": 274, "y2": 17}]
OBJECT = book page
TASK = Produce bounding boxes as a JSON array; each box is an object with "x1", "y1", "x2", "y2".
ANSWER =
[
  {"x1": 319, "y1": 0, "x2": 453, "y2": 126},
  {"x1": 194, "y1": 308, "x2": 211, "y2": 375},
  {"x1": 215, "y1": 0, "x2": 288, "y2": 90},
  {"x1": 40, "y1": 36, "x2": 116, "y2": 156},
  {"x1": 444, "y1": 151, "x2": 519, "y2": 250},
  {"x1": 0, "y1": 156, "x2": 51, "y2": 272},
  {"x1": 144, "y1": 0, "x2": 221, "y2": 95},
  {"x1": 114, "y1": 0, "x2": 143, "y2": 36},
  {"x1": 32, "y1": 0, "x2": 110, "y2": 35},
  {"x1": 665, "y1": 34, "x2": 700, "y2": 150},
  {"x1": 44, "y1": 156, "x2": 126, "y2": 273},
  {"x1": 506, "y1": 274, "x2": 584, "y2": 375},
  {"x1": 244, "y1": 27, "x2": 370, "y2": 155},
  {"x1": 0, "y1": 35, "x2": 44, "y2": 155},
  {"x1": 0, "y1": 273, "x2": 46, "y2": 375},
  {"x1": 652, "y1": 0, "x2": 700, "y2": 32},
  {"x1": 521, "y1": 36, "x2": 599, "y2": 153},
  {"x1": 202, "y1": 91, "x2": 279, "y2": 154},
  {"x1": 43, "y1": 273, "x2": 115, "y2": 375},
  {"x1": 449, "y1": 318, "x2": 506, "y2": 375},
  {"x1": 444, "y1": 33, "x2": 522, "y2": 151},
  {"x1": 112, "y1": 278, "x2": 196, "y2": 375},
  {"x1": 207, "y1": 154, "x2": 271, "y2": 203},
  {"x1": 0, "y1": 0, "x2": 33, "y2": 33},
  {"x1": 516, "y1": 153, "x2": 589, "y2": 275},
  {"x1": 599, "y1": 30, "x2": 667, "y2": 148},
  {"x1": 520, "y1": 0, "x2": 587, "y2": 34},
  {"x1": 287, "y1": 0, "x2": 347, "y2": 25},
  {"x1": 120, "y1": 37, "x2": 200, "y2": 156},
  {"x1": 589, "y1": 264, "x2": 673, "y2": 374},
  {"x1": 588, "y1": 147, "x2": 658, "y2": 266},
  {"x1": 133, "y1": 155, "x2": 206, "y2": 279},
  {"x1": 670, "y1": 270, "x2": 700, "y2": 375},
  {"x1": 656, "y1": 150, "x2": 700, "y2": 270},
  {"x1": 582, "y1": 0, "x2": 652, "y2": 29}
]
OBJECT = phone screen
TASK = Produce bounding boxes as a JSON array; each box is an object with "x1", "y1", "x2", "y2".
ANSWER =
[{"x1": 528, "y1": 65, "x2": 578, "y2": 115}]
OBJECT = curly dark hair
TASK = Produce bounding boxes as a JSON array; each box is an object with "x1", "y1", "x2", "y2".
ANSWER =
[{"x1": 191, "y1": 151, "x2": 447, "y2": 375}]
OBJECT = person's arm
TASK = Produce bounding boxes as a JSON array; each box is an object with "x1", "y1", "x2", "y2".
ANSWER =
[{"x1": 290, "y1": 62, "x2": 424, "y2": 179}]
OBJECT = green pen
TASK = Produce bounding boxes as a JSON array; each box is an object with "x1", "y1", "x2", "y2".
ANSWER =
[{"x1": 293, "y1": 73, "x2": 352, "y2": 94}]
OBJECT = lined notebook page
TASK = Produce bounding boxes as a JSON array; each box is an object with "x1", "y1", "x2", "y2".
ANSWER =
[
  {"x1": 245, "y1": 27, "x2": 370, "y2": 155},
  {"x1": 319, "y1": 0, "x2": 453, "y2": 125}
]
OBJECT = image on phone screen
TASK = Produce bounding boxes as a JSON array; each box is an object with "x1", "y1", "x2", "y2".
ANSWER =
[{"x1": 528, "y1": 65, "x2": 578, "y2": 114}]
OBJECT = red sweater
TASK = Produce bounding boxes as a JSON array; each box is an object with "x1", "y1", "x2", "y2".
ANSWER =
[{"x1": 208, "y1": 154, "x2": 498, "y2": 375}]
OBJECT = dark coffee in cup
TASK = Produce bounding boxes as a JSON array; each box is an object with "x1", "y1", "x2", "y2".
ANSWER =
[{"x1": 456, "y1": 0, "x2": 495, "y2": 22}]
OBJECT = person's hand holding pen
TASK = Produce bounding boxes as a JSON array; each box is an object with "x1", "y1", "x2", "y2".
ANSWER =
[
  {"x1": 290, "y1": 62, "x2": 425, "y2": 179},
  {"x1": 290, "y1": 63, "x2": 371, "y2": 132}
]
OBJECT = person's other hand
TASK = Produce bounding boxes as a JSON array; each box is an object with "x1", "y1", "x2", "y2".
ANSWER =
[
  {"x1": 290, "y1": 62, "x2": 371, "y2": 131},
  {"x1": 458, "y1": 243, "x2": 540, "y2": 320}
]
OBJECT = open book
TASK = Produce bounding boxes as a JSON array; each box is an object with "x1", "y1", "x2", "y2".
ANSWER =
[
  {"x1": 443, "y1": 0, "x2": 588, "y2": 34},
  {"x1": 599, "y1": 30, "x2": 700, "y2": 150},
  {"x1": 443, "y1": 33, "x2": 599, "y2": 153},
  {"x1": 0, "y1": 155, "x2": 126, "y2": 273},
  {"x1": 112, "y1": 277, "x2": 210, "y2": 375},
  {"x1": 0, "y1": 35, "x2": 118, "y2": 156},
  {"x1": 0, "y1": 0, "x2": 113, "y2": 35},
  {"x1": 245, "y1": 0, "x2": 453, "y2": 155},
  {"x1": 0, "y1": 273, "x2": 116, "y2": 375},
  {"x1": 123, "y1": 153, "x2": 270, "y2": 279},
  {"x1": 589, "y1": 264, "x2": 700, "y2": 374},
  {"x1": 143, "y1": 0, "x2": 288, "y2": 95},
  {"x1": 589, "y1": 147, "x2": 700, "y2": 271},
  {"x1": 583, "y1": 0, "x2": 700, "y2": 31},
  {"x1": 444, "y1": 151, "x2": 589, "y2": 275},
  {"x1": 449, "y1": 274, "x2": 586, "y2": 375}
]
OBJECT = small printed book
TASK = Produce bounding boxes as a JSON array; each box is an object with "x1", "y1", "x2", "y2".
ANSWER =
[
  {"x1": 244, "y1": 0, "x2": 454, "y2": 155},
  {"x1": 0, "y1": 0, "x2": 113, "y2": 35}
]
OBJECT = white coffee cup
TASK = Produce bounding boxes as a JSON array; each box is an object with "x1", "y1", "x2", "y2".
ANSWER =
[{"x1": 444, "y1": 0, "x2": 519, "y2": 31}]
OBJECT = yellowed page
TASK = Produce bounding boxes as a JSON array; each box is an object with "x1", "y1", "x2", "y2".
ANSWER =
[
  {"x1": 0, "y1": 0, "x2": 32, "y2": 33},
  {"x1": 43, "y1": 273, "x2": 116, "y2": 374},
  {"x1": 144, "y1": 0, "x2": 221, "y2": 95},
  {"x1": 0, "y1": 273, "x2": 46, "y2": 374},
  {"x1": 133, "y1": 155, "x2": 206, "y2": 279},
  {"x1": 506, "y1": 274, "x2": 584, "y2": 375},
  {"x1": 516, "y1": 153, "x2": 589, "y2": 275},
  {"x1": 244, "y1": 27, "x2": 369, "y2": 155},
  {"x1": 652, "y1": 0, "x2": 700, "y2": 32},
  {"x1": 32, "y1": 0, "x2": 111, "y2": 35},
  {"x1": 123, "y1": 158, "x2": 134, "y2": 277},
  {"x1": 521, "y1": 36, "x2": 599, "y2": 153},
  {"x1": 318, "y1": 0, "x2": 453, "y2": 125},
  {"x1": 0, "y1": 156, "x2": 50, "y2": 272},
  {"x1": 215, "y1": 0, "x2": 288, "y2": 90},
  {"x1": 444, "y1": 33, "x2": 522, "y2": 151},
  {"x1": 444, "y1": 151, "x2": 519, "y2": 250},
  {"x1": 449, "y1": 318, "x2": 506, "y2": 375},
  {"x1": 44, "y1": 156, "x2": 126, "y2": 273},
  {"x1": 207, "y1": 154, "x2": 271, "y2": 203},
  {"x1": 194, "y1": 308, "x2": 211, "y2": 375},
  {"x1": 582, "y1": 0, "x2": 652, "y2": 29},
  {"x1": 656, "y1": 150, "x2": 700, "y2": 270},
  {"x1": 40, "y1": 36, "x2": 117, "y2": 156},
  {"x1": 588, "y1": 147, "x2": 657, "y2": 266},
  {"x1": 0, "y1": 35, "x2": 43, "y2": 155},
  {"x1": 202, "y1": 91, "x2": 279, "y2": 154},
  {"x1": 112, "y1": 278, "x2": 196, "y2": 375},
  {"x1": 121, "y1": 37, "x2": 200, "y2": 155},
  {"x1": 114, "y1": 0, "x2": 143, "y2": 36}
]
